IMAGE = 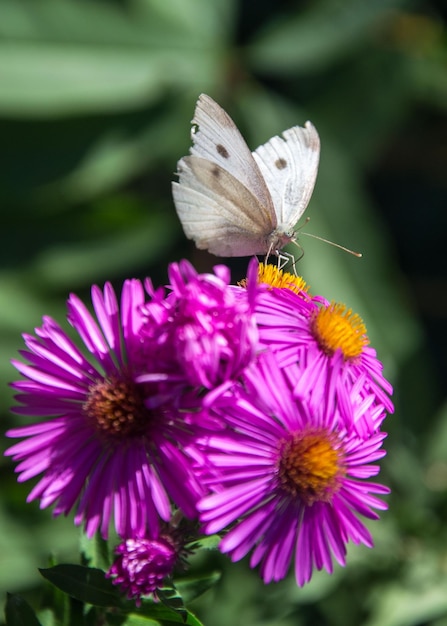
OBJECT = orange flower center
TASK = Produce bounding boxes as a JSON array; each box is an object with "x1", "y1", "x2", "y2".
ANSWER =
[
  {"x1": 84, "y1": 376, "x2": 149, "y2": 439},
  {"x1": 277, "y1": 429, "x2": 345, "y2": 505},
  {"x1": 310, "y1": 302, "x2": 369, "y2": 360},
  {"x1": 239, "y1": 263, "x2": 309, "y2": 295}
]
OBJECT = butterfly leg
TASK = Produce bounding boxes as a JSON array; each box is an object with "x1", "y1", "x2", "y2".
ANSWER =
[{"x1": 277, "y1": 250, "x2": 296, "y2": 273}]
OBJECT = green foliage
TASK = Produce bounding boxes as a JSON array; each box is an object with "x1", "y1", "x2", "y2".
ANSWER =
[
  {"x1": 1, "y1": 0, "x2": 446, "y2": 625},
  {"x1": 39, "y1": 565, "x2": 122, "y2": 609},
  {"x1": 5, "y1": 594, "x2": 42, "y2": 626}
]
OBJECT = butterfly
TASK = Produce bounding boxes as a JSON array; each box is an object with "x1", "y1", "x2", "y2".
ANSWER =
[{"x1": 171, "y1": 93, "x2": 320, "y2": 259}]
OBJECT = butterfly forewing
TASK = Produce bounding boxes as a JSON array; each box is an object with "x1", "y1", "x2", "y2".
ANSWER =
[
  {"x1": 189, "y1": 94, "x2": 276, "y2": 220},
  {"x1": 252, "y1": 122, "x2": 320, "y2": 228}
]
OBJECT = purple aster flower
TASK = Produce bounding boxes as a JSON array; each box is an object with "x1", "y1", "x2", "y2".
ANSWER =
[
  {"x1": 107, "y1": 533, "x2": 182, "y2": 605},
  {"x1": 5, "y1": 279, "x2": 204, "y2": 539},
  {"x1": 140, "y1": 259, "x2": 259, "y2": 392},
  {"x1": 198, "y1": 351, "x2": 389, "y2": 586},
  {"x1": 251, "y1": 269, "x2": 394, "y2": 436}
]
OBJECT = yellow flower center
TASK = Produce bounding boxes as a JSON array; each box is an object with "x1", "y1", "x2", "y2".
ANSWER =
[
  {"x1": 239, "y1": 263, "x2": 309, "y2": 295},
  {"x1": 84, "y1": 375, "x2": 150, "y2": 439},
  {"x1": 311, "y1": 302, "x2": 369, "y2": 360},
  {"x1": 277, "y1": 429, "x2": 345, "y2": 505}
]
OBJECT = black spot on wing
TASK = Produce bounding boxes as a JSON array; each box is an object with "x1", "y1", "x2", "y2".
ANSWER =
[
  {"x1": 211, "y1": 166, "x2": 221, "y2": 178},
  {"x1": 275, "y1": 158, "x2": 287, "y2": 170},
  {"x1": 216, "y1": 144, "x2": 230, "y2": 158}
]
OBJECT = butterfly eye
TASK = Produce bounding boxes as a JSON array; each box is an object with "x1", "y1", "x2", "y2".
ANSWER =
[{"x1": 191, "y1": 123, "x2": 199, "y2": 136}]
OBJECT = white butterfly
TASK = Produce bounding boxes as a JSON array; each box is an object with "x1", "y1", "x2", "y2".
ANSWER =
[{"x1": 172, "y1": 93, "x2": 320, "y2": 259}]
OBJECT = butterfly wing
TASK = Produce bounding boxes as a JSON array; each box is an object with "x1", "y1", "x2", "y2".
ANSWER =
[
  {"x1": 252, "y1": 122, "x2": 320, "y2": 230},
  {"x1": 189, "y1": 94, "x2": 277, "y2": 213},
  {"x1": 173, "y1": 156, "x2": 276, "y2": 256},
  {"x1": 172, "y1": 94, "x2": 278, "y2": 256}
]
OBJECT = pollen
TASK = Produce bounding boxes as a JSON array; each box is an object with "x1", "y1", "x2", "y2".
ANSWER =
[
  {"x1": 83, "y1": 375, "x2": 150, "y2": 439},
  {"x1": 239, "y1": 263, "x2": 309, "y2": 295},
  {"x1": 310, "y1": 302, "x2": 369, "y2": 360},
  {"x1": 277, "y1": 429, "x2": 345, "y2": 505}
]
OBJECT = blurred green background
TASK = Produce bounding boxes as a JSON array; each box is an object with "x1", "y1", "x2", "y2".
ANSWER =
[{"x1": 1, "y1": 0, "x2": 446, "y2": 624}]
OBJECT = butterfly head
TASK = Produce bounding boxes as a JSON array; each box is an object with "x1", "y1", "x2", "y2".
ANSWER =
[{"x1": 268, "y1": 227, "x2": 297, "y2": 256}]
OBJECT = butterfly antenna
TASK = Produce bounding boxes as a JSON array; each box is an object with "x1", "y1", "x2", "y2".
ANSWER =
[
  {"x1": 294, "y1": 217, "x2": 362, "y2": 257},
  {"x1": 300, "y1": 232, "x2": 362, "y2": 257}
]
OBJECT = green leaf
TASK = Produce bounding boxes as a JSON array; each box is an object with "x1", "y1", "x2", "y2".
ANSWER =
[
  {"x1": 364, "y1": 573, "x2": 447, "y2": 626},
  {"x1": 0, "y1": 43, "x2": 220, "y2": 116},
  {"x1": 5, "y1": 594, "x2": 42, "y2": 626},
  {"x1": 80, "y1": 533, "x2": 111, "y2": 572},
  {"x1": 112, "y1": 612, "x2": 205, "y2": 626},
  {"x1": 39, "y1": 564, "x2": 122, "y2": 608},
  {"x1": 175, "y1": 572, "x2": 221, "y2": 604},
  {"x1": 0, "y1": 0, "x2": 225, "y2": 117},
  {"x1": 114, "y1": 616, "x2": 161, "y2": 626},
  {"x1": 188, "y1": 534, "x2": 221, "y2": 551},
  {"x1": 38, "y1": 564, "x2": 207, "y2": 624},
  {"x1": 134, "y1": 603, "x2": 204, "y2": 626},
  {"x1": 157, "y1": 586, "x2": 187, "y2": 622}
]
